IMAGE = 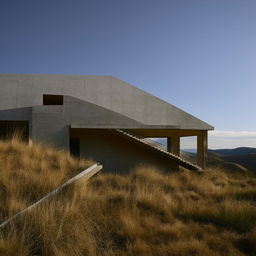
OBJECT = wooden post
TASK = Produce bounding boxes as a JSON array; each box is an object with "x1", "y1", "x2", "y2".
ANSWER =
[
  {"x1": 167, "y1": 136, "x2": 180, "y2": 156},
  {"x1": 197, "y1": 131, "x2": 207, "y2": 169},
  {"x1": 167, "y1": 136, "x2": 180, "y2": 171}
]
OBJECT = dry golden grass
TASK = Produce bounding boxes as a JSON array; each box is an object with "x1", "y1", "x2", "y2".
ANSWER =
[
  {"x1": 0, "y1": 139, "x2": 256, "y2": 255},
  {"x1": 0, "y1": 137, "x2": 93, "y2": 224}
]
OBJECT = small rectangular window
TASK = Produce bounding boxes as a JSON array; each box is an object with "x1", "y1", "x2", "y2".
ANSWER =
[{"x1": 43, "y1": 94, "x2": 63, "y2": 105}]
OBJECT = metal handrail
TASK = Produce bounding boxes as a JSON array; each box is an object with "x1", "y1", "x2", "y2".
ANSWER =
[
  {"x1": 180, "y1": 151, "x2": 197, "y2": 165},
  {"x1": 120, "y1": 129, "x2": 198, "y2": 166},
  {"x1": 122, "y1": 130, "x2": 167, "y2": 151},
  {"x1": 141, "y1": 138, "x2": 167, "y2": 152}
]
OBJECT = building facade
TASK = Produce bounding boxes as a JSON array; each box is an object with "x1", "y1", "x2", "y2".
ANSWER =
[{"x1": 0, "y1": 74, "x2": 213, "y2": 173}]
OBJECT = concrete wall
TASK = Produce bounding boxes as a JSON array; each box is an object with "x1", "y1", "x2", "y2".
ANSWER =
[
  {"x1": 29, "y1": 95, "x2": 146, "y2": 149},
  {"x1": 70, "y1": 129, "x2": 178, "y2": 173},
  {"x1": 0, "y1": 106, "x2": 69, "y2": 149},
  {"x1": 63, "y1": 96, "x2": 145, "y2": 128},
  {"x1": 0, "y1": 74, "x2": 213, "y2": 130},
  {"x1": 31, "y1": 106, "x2": 69, "y2": 149}
]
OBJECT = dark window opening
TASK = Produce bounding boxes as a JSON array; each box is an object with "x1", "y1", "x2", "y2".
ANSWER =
[
  {"x1": 0, "y1": 121, "x2": 29, "y2": 142},
  {"x1": 70, "y1": 137, "x2": 80, "y2": 158},
  {"x1": 43, "y1": 94, "x2": 63, "y2": 105}
]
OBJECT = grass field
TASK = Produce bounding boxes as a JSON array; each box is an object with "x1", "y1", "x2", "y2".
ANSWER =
[{"x1": 0, "y1": 138, "x2": 256, "y2": 255}]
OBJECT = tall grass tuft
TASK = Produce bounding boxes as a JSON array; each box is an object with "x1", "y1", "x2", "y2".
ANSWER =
[{"x1": 0, "y1": 139, "x2": 256, "y2": 255}]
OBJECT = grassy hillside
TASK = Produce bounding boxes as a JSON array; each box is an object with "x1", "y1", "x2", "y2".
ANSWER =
[
  {"x1": 182, "y1": 151, "x2": 251, "y2": 174},
  {"x1": 209, "y1": 148, "x2": 256, "y2": 174},
  {"x1": 0, "y1": 138, "x2": 93, "y2": 224},
  {"x1": 1, "y1": 139, "x2": 256, "y2": 255},
  {"x1": 207, "y1": 151, "x2": 251, "y2": 174},
  {"x1": 222, "y1": 154, "x2": 256, "y2": 174}
]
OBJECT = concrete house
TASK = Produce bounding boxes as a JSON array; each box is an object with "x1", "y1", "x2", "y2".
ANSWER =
[{"x1": 0, "y1": 74, "x2": 213, "y2": 173}]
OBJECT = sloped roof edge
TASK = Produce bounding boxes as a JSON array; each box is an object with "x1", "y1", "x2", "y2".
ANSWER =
[{"x1": 0, "y1": 74, "x2": 214, "y2": 130}]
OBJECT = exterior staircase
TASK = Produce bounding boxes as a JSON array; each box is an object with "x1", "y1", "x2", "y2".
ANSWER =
[{"x1": 113, "y1": 129, "x2": 202, "y2": 172}]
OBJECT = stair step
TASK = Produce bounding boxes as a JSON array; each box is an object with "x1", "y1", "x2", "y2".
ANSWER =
[{"x1": 114, "y1": 129, "x2": 202, "y2": 172}]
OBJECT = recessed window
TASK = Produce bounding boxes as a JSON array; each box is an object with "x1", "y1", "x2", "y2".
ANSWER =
[
  {"x1": 43, "y1": 94, "x2": 63, "y2": 105},
  {"x1": 70, "y1": 137, "x2": 80, "y2": 158},
  {"x1": 0, "y1": 121, "x2": 29, "y2": 142}
]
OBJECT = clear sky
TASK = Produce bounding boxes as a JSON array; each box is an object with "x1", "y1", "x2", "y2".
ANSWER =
[{"x1": 1, "y1": 0, "x2": 256, "y2": 149}]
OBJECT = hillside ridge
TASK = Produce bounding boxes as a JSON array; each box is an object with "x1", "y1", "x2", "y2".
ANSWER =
[{"x1": 0, "y1": 139, "x2": 256, "y2": 256}]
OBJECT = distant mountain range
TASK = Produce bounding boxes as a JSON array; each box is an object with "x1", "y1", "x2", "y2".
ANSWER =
[
  {"x1": 210, "y1": 147, "x2": 256, "y2": 156},
  {"x1": 156, "y1": 139, "x2": 256, "y2": 174},
  {"x1": 208, "y1": 147, "x2": 256, "y2": 174}
]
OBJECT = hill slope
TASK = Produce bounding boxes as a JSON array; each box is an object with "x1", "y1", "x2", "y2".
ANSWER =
[
  {"x1": 0, "y1": 139, "x2": 256, "y2": 256},
  {"x1": 209, "y1": 148, "x2": 256, "y2": 174},
  {"x1": 212, "y1": 147, "x2": 256, "y2": 156},
  {"x1": 0, "y1": 138, "x2": 93, "y2": 224}
]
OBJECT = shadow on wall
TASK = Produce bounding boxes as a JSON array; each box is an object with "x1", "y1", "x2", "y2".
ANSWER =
[{"x1": 70, "y1": 129, "x2": 179, "y2": 174}]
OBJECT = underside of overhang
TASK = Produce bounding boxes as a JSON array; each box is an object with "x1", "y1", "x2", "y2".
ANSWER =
[
  {"x1": 125, "y1": 129, "x2": 205, "y2": 137},
  {"x1": 69, "y1": 126, "x2": 205, "y2": 137}
]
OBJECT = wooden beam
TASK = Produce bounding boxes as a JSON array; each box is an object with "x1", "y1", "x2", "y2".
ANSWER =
[
  {"x1": 0, "y1": 163, "x2": 103, "y2": 229},
  {"x1": 129, "y1": 129, "x2": 204, "y2": 137}
]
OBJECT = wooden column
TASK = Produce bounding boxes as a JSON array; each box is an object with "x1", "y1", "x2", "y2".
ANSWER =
[
  {"x1": 197, "y1": 131, "x2": 208, "y2": 169},
  {"x1": 167, "y1": 136, "x2": 180, "y2": 156},
  {"x1": 167, "y1": 136, "x2": 180, "y2": 172}
]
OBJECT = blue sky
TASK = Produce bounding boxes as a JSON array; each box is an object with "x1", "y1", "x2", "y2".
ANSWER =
[{"x1": 1, "y1": 0, "x2": 256, "y2": 148}]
